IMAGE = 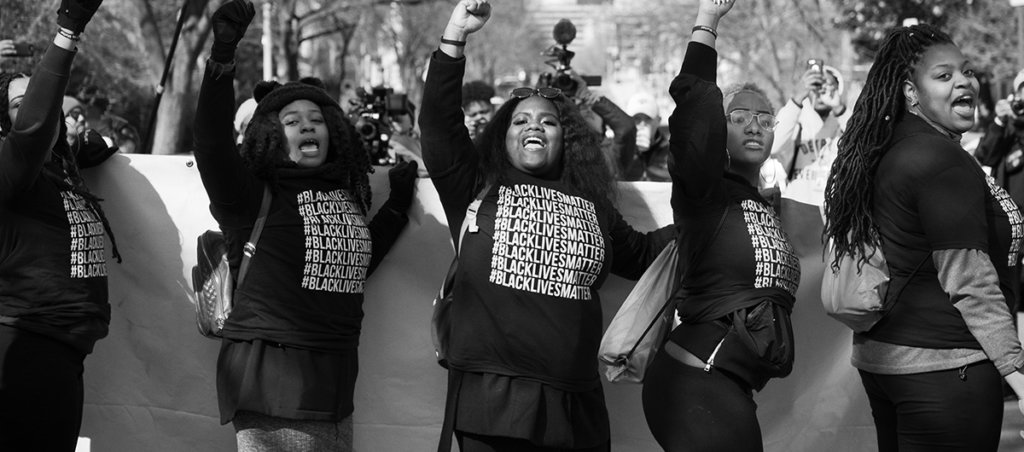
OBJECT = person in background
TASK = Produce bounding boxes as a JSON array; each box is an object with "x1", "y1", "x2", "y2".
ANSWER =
[
  {"x1": 824, "y1": 22, "x2": 1024, "y2": 451},
  {"x1": 421, "y1": 1, "x2": 674, "y2": 450},
  {"x1": 233, "y1": 97, "x2": 257, "y2": 145},
  {"x1": 388, "y1": 96, "x2": 429, "y2": 177},
  {"x1": 769, "y1": 59, "x2": 850, "y2": 186},
  {"x1": 571, "y1": 73, "x2": 637, "y2": 180},
  {"x1": 77, "y1": 84, "x2": 141, "y2": 153},
  {"x1": 193, "y1": 1, "x2": 418, "y2": 450},
  {"x1": 641, "y1": 0, "x2": 800, "y2": 450},
  {"x1": 462, "y1": 79, "x2": 495, "y2": 141},
  {"x1": 0, "y1": 1, "x2": 122, "y2": 450},
  {"x1": 624, "y1": 92, "x2": 670, "y2": 182}
]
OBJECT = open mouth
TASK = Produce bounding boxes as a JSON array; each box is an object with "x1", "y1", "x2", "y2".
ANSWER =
[
  {"x1": 299, "y1": 138, "x2": 320, "y2": 156},
  {"x1": 522, "y1": 136, "x2": 546, "y2": 151},
  {"x1": 951, "y1": 94, "x2": 975, "y2": 117}
]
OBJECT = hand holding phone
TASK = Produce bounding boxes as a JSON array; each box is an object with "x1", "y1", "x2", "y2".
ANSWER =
[{"x1": 0, "y1": 39, "x2": 34, "y2": 58}]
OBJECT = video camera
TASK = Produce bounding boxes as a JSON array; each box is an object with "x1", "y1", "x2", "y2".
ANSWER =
[
  {"x1": 538, "y1": 19, "x2": 601, "y2": 94},
  {"x1": 347, "y1": 87, "x2": 409, "y2": 165}
]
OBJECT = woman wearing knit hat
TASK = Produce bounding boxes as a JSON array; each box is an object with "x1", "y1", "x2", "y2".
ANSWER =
[
  {"x1": 192, "y1": 1, "x2": 418, "y2": 450},
  {"x1": 422, "y1": 1, "x2": 675, "y2": 450}
]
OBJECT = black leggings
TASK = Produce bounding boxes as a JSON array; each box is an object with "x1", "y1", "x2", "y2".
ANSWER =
[
  {"x1": 859, "y1": 361, "x2": 1003, "y2": 452},
  {"x1": 0, "y1": 325, "x2": 86, "y2": 452},
  {"x1": 455, "y1": 431, "x2": 610, "y2": 452},
  {"x1": 641, "y1": 346, "x2": 763, "y2": 452}
]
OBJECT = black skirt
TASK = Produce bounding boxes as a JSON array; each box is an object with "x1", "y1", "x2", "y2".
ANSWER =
[{"x1": 217, "y1": 338, "x2": 357, "y2": 425}]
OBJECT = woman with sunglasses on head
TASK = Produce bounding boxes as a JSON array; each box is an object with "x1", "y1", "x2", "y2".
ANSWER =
[
  {"x1": 640, "y1": 1, "x2": 800, "y2": 451},
  {"x1": 420, "y1": 1, "x2": 675, "y2": 451},
  {"x1": 824, "y1": 22, "x2": 1024, "y2": 452}
]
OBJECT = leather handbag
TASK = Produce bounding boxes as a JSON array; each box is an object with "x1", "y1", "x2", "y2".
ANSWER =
[{"x1": 193, "y1": 185, "x2": 271, "y2": 338}]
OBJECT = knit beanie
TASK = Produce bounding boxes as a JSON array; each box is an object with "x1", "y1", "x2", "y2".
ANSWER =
[{"x1": 252, "y1": 78, "x2": 340, "y2": 117}]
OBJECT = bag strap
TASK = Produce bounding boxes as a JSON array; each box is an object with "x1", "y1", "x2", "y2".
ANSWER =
[
  {"x1": 437, "y1": 184, "x2": 490, "y2": 452},
  {"x1": 623, "y1": 205, "x2": 731, "y2": 362},
  {"x1": 237, "y1": 185, "x2": 272, "y2": 287},
  {"x1": 882, "y1": 252, "x2": 930, "y2": 313}
]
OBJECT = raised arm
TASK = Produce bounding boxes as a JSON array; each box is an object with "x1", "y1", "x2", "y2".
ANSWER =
[
  {"x1": 0, "y1": 0, "x2": 103, "y2": 205},
  {"x1": 192, "y1": 0, "x2": 258, "y2": 210},
  {"x1": 419, "y1": 0, "x2": 491, "y2": 239},
  {"x1": 668, "y1": 0, "x2": 734, "y2": 214}
]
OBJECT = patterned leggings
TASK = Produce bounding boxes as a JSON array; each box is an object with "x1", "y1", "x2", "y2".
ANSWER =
[{"x1": 233, "y1": 411, "x2": 353, "y2": 452}]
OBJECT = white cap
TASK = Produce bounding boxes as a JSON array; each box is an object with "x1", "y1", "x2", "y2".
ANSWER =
[
  {"x1": 233, "y1": 98, "x2": 258, "y2": 134},
  {"x1": 1014, "y1": 69, "x2": 1024, "y2": 93},
  {"x1": 625, "y1": 92, "x2": 660, "y2": 120}
]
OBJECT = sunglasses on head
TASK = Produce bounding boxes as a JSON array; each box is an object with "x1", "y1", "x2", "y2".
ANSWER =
[
  {"x1": 509, "y1": 87, "x2": 562, "y2": 100},
  {"x1": 725, "y1": 110, "x2": 777, "y2": 131}
]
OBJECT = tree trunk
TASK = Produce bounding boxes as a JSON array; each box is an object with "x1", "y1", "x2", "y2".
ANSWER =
[{"x1": 150, "y1": 1, "x2": 213, "y2": 155}]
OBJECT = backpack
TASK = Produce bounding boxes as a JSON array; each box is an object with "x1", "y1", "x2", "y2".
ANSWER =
[
  {"x1": 193, "y1": 186, "x2": 271, "y2": 338},
  {"x1": 820, "y1": 240, "x2": 928, "y2": 333}
]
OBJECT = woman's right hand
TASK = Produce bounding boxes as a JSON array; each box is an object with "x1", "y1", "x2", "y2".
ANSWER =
[
  {"x1": 444, "y1": 0, "x2": 491, "y2": 38},
  {"x1": 210, "y1": 0, "x2": 256, "y2": 63},
  {"x1": 697, "y1": 0, "x2": 736, "y2": 23}
]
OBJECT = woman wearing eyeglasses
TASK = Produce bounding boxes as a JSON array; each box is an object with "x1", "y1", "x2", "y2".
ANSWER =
[
  {"x1": 640, "y1": 1, "x2": 800, "y2": 451},
  {"x1": 420, "y1": 1, "x2": 674, "y2": 451}
]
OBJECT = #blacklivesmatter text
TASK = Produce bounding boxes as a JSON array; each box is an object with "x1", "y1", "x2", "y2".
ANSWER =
[
  {"x1": 297, "y1": 190, "x2": 371, "y2": 293},
  {"x1": 488, "y1": 185, "x2": 604, "y2": 300},
  {"x1": 63, "y1": 191, "x2": 107, "y2": 278}
]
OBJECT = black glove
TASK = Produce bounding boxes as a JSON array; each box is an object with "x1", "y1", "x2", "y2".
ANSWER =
[
  {"x1": 75, "y1": 129, "x2": 118, "y2": 169},
  {"x1": 56, "y1": 0, "x2": 103, "y2": 34},
  {"x1": 210, "y1": 0, "x2": 255, "y2": 63},
  {"x1": 386, "y1": 160, "x2": 418, "y2": 213}
]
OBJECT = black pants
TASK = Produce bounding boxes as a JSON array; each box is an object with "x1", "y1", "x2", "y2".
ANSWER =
[
  {"x1": 0, "y1": 325, "x2": 86, "y2": 452},
  {"x1": 641, "y1": 346, "x2": 762, "y2": 452},
  {"x1": 455, "y1": 431, "x2": 610, "y2": 452},
  {"x1": 859, "y1": 360, "x2": 1003, "y2": 452}
]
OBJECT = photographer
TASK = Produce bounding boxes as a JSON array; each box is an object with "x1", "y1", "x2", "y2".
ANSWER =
[
  {"x1": 770, "y1": 61, "x2": 849, "y2": 185},
  {"x1": 567, "y1": 73, "x2": 637, "y2": 180},
  {"x1": 977, "y1": 70, "x2": 1024, "y2": 211},
  {"x1": 462, "y1": 80, "x2": 495, "y2": 141}
]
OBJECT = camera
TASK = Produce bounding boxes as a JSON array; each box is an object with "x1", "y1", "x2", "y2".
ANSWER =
[
  {"x1": 3, "y1": 41, "x2": 34, "y2": 58},
  {"x1": 537, "y1": 19, "x2": 601, "y2": 94},
  {"x1": 347, "y1": 87, "x2": 408, "y2": 165}
]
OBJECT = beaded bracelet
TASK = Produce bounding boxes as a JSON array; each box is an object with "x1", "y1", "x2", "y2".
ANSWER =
[{"x1": 57, "y1": 28, "x2": 81, "y2": 41}]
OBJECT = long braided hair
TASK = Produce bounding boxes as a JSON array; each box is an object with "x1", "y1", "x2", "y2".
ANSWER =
[
  {"x1": 0, "y1": 72, "x2": 122, "y2": 262},
  {"x1": 475, "y1": 92, "x2": 615, "y2": 214},
  {"x1": 823, "y1": 24, "x2": 954, "y2": 269}
]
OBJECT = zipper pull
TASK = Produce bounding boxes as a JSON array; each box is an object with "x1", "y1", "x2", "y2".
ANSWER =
[{"x1": 704, "y1": 335, "x2": 727, "y2": 373}]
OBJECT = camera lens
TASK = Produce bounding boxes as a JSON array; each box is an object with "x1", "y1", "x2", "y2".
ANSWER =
[{"x1": 551, "y1": 74, "x2": 577, "y2": 93}]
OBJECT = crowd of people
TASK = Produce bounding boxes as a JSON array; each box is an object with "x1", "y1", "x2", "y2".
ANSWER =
[{"x1": 4, "y1": 0, "x2": 1024, "y2": 451}]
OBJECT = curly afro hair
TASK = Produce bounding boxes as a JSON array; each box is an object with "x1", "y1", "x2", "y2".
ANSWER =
[{"x1": 239, "y1": 78, "x2": 374, "y2": 214}]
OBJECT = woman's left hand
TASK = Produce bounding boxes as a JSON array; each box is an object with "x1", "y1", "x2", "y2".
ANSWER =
[{"x1": 444, "y1": 0, "x2": 491, "y2": 38}]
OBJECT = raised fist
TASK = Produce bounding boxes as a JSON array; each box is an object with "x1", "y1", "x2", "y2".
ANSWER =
[
  {"x1": 56, "y1": 0, "x2": 104, "y2": 34},
  {"x1": 210, "y1": 0, "x2": 256, "y2": 63}
]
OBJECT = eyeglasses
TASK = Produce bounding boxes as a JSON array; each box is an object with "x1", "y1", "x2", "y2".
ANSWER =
[
  {"x1": 509, "y1": 87, "x2": 562, "y2": 100},
  {"x1": 725, "y1": 110, "x2": 777, "y2": 131}
]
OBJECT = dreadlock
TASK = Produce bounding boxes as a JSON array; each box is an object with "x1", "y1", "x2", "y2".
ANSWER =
[
  {"x1": 238, "y1": 104, "x2": 374, "y2": 214},
  {"x1": 823, "y1": 23, "x2": 953, "y2": 269},
  {"x1": 474, "y1": 92, "x2": 616, "y2": 214}
]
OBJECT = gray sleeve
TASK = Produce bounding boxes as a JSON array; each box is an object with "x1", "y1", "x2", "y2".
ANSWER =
[{"x1": 934, "y1": 248, "x2": 1024, "y2": 375}]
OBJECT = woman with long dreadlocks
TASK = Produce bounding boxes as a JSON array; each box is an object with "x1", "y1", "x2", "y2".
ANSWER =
[
  {"x1": 0, "y1": 1, "x2": 121, "y2": 451},
  {"x1": 193, "y1": 1, "x2": 418, "y2": 450},
  {"x1": 639, "y1": 0, "x2": 800, "y2": 450},
  {"x1": 421, "y1": 1, "x2": 674, "y2": 450},
  {"x1": 824, "y1": 23, "x2": 1024, "y2": 450}
]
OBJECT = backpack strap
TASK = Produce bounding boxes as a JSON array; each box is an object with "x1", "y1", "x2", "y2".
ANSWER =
[{"x1": 237, "y1": 185, "x2": 272, "y2": 287}]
